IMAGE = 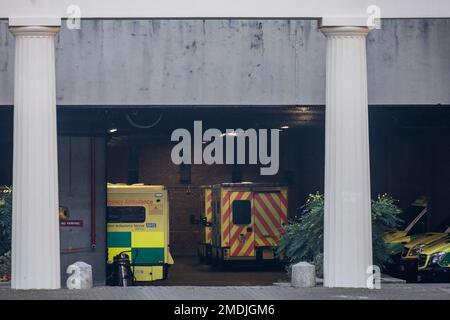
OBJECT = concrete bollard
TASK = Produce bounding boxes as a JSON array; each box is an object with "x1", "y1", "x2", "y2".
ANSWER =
[
  {"x1": 291, "y1": 262, "x2": 316, "y2": 288},
  {"x1": 66, "y1": 261, "x2": 93, "y2": 289}
]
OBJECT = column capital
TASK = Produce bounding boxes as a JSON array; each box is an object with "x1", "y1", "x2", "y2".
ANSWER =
[
  {"x1": 320, "y1": 26, "x2": 370, "y2": 38},
  {"x1": 9, "y1": 25, "x2": 60, "y2": 37}
]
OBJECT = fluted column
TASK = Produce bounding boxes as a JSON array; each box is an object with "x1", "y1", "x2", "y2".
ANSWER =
[
  {"x1": 10, "y1": 26, "x2": 61, "y2": 289},
  {"x1": 321, "y1": 26, "x2": 372, "y2": 288}
]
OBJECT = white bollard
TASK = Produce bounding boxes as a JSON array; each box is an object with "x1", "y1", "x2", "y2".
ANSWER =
[
  {"x1": 66, "y1": 262, "x2": 93, "y2": 289},
  {"x1": 291, "y1": 262, "x2": 316, "y2": 288}
]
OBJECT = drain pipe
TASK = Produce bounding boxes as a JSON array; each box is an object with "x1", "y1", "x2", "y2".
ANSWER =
[{"x1": 90, "y1": 137, "x2": 97, "y2": 249}]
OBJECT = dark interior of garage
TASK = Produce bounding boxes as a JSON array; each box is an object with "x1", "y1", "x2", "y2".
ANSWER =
[{"x1": 1, "y1": 106, "x2": 450, "y2": 276}]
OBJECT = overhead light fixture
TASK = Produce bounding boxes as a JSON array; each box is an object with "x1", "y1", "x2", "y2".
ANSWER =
[
  {"x1": 109, "y1": 128, "x2": 118, "y2": 133},
  {"x1": 299, "y1": 107, "x2": 309, "y2": 113},
  {"x1": 280, "y1": 125, "x2": 289, "y2": 129}
]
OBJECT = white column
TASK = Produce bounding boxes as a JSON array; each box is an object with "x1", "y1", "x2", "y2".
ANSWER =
[
  {"x1": 321, "y1": 26, "x2": 373, "y2": 288},
  {"x1": 10, "y1": 26, "x2": 61, "y2": 289}
]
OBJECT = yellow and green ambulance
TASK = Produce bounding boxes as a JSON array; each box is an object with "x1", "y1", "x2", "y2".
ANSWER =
[
  {"x1": 400, "y1": 224, "x2": 450, "y2": 275},
  {"x1": 107, "y1": 184, "x2": 174, "y2": 283},
  {"x1": 417, "y1": 236, "x2": 450, "y2": 281},
  {"x1": 383, "y1": 196, "x2": 429, "y2": 257}
]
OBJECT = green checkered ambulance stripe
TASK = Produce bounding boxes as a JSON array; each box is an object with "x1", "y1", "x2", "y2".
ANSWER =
[
  {"x1": 440, "y1": 253, "x2": 450, "y2": 267},
  {"x1": 107, "y1": 232, "x2": 132, "y2": 247},
  {"x1": 107, "y1": 232, "x2": 165, "y2": 264}
]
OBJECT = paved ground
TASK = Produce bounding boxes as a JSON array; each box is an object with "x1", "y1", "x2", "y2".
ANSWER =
[
  {"x1": 1, "y1": 257, "x2": 449, "y2": 300},
  {"x1": 151, "y1": 257, "x2": 289, "y2": 286},
  {"x1": 0, "y1": 283, "x2": 450, "y2": 300}
]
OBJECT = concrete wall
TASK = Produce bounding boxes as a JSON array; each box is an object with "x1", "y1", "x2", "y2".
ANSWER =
[
  {"x1": 0, "y1": 19, "x2": 449, "y2": 106},
  {"x1": 58, "y1": 136, "x2": 106, "y2": 285}
]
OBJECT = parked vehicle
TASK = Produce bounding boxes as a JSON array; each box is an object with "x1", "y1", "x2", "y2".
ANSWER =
[
  {"x1": 400, "y1": 224, "x2": 450, "y2": 280},
  {"x1": 106, "y1": 183, "x2": 174, "y2": 283},
  {"x1": 383, "y1": 196, "x2": 428, "y2": 258},
  {"x1": 206, "y1": 182, "x2": 288, "y2": 265},
  {"x1": 417, "y1": 236, "x2": 450, "y2": 282},
  {"x1": 196, "y1": 185, "x2": 213, "y2": 263}
]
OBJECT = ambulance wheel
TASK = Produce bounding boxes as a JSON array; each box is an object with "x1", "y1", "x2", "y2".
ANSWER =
[
  {"x1": 204, "y1": 246, "x2": 212, "y2": 264},
  {"x1": 162, "y1": 264, "x2": 170, "y2": 280},
  {"x1": 218, "y1": 259, "x2": 230, "y2": 270},
  {"x1": 404, "y1": 271, "x2": 418, "y2": 283},
  {"x1": 212, "y1": 251, "x2": 221, "y2": 267},
  {"x1": 213, "y1": 252, "x2": 229, "y2": 270},
  {"x1": 197, "y1": 245, "x2": 206, "y2": 264}
]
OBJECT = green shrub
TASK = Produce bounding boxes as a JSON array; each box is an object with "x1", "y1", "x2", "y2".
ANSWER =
[
  {"x1": 371, "y1": 194, "x2": 403, "y2": 267},
  {"x1": 0, "y1": 187, "x2": 12, "y2": 257},
  {"x1": 278, "y1": 193, "x2": 402, "y2": 277},
  {"x1": 0, "y1": 251, "x2": 10, "y2": 278}
]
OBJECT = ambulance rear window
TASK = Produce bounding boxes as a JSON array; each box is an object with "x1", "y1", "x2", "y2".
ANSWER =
[
  {"x1": 107, "y1": 206, "x2": 146, "y2": 223},
  {"x1": 232, "y1": 200, "x2": 251, "y2": 225}
]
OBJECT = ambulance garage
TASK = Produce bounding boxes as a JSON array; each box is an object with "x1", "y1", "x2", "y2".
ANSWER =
[
  {"x1": 5, "y1": 104, "x2": 443, "y2": 286},
  {"x1": 105, "y1": 107, "x2": 316, "y2": 286},
  {"x1": 1, "y1": 18, "x2": 450, "y2": 289},
  {"x1": 2, "y1": 105, "x2": 450, "y2": 286},
  {"x1": 104, "y1": 107, "x2": 450, "y2": 286}
]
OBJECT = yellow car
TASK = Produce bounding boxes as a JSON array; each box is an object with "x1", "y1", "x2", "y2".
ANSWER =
[{"x1": 417, "y1": 236, "x2": 450, "y2": 282}]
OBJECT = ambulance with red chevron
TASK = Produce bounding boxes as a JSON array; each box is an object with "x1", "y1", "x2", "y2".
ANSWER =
[
  {"x1": 202, "y1": 182, "x2": 288, "y2": 264},
  {"x1": 196, "y1": 185, "x2": 214, "y2": 263}
]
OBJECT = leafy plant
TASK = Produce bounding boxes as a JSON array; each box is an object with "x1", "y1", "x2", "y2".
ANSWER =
[
  {"x1": 0, "y1": 251, "x2": 10, "y2": 279},
  {"x1": 278, "y1": 193, "x2": 402, "y2": 277},
  {"x1": 371, "y1": 194, "x2": 403, "y2": 266},
  {"x1": 278, "y1": 193, "x2": 324, "y2": 265},
  {"x1": 0, "y1": 187, "x2": 12, "y2": 257}
]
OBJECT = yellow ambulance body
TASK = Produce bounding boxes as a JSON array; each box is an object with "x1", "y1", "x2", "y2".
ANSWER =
[
  {"x1": 197, "y1": 186, "x2": 213, "y2": 262},
  {"x1": 210, "y1": 183, "x2": 288, "y2": 263},
  {"x1": 107, "y1": 184, "x2": 174, "y2": 282}
]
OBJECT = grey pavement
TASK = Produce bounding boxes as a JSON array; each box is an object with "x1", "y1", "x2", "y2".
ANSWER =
[{"x1": 0, "y1": 283, "x2": 449, "y2": 300}]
